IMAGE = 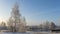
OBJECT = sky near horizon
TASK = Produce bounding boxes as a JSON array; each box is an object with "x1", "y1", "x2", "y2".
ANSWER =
[{"x1": 0, "y1": 0, "x2": 60, "y2": 26}]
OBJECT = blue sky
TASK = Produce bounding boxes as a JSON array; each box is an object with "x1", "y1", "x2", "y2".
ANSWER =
[{"x1": 0, "y1": 0, "x2": 60, "y2": 25}]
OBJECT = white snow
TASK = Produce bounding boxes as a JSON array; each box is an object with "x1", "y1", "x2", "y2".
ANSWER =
[{"x1": 0, "y1": 31, "x2": 60, "y2": 34}]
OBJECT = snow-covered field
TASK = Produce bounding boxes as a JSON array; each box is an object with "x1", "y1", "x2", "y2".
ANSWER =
[
  {"x1": 32, "y1": 32, "x2": 60, "y2": 34},
  {"x1": 0, "y1": 31, "x2": 60, "y2": 34},
  {"x1": 26, "y1": 31, "x2": 60, "y2": 34}
]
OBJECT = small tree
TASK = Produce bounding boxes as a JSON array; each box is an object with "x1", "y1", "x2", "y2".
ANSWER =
[
  {"x1": 49, "y1": 22, "x2": 56, "y2": 29},
  {"x1": 1, "y1": 22, "x2": 6, "y2": 27}
]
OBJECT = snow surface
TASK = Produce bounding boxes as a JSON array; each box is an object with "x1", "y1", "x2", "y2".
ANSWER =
[{"x1": 0, "y1": 31, "x2": 60, "y2": 34}]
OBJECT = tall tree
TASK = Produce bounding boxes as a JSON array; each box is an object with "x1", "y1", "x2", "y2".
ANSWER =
[{"x1": 7, "y1": 2, "x2": 26, "y2": 32}]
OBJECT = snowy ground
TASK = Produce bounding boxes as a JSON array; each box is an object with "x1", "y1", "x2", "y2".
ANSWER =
[
  {"x1": 0, "y1": 31, "x2": 60, "y2": 34},
  {"x1": 26, "y1": 31, "x2": 60, "y2": 34}
]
